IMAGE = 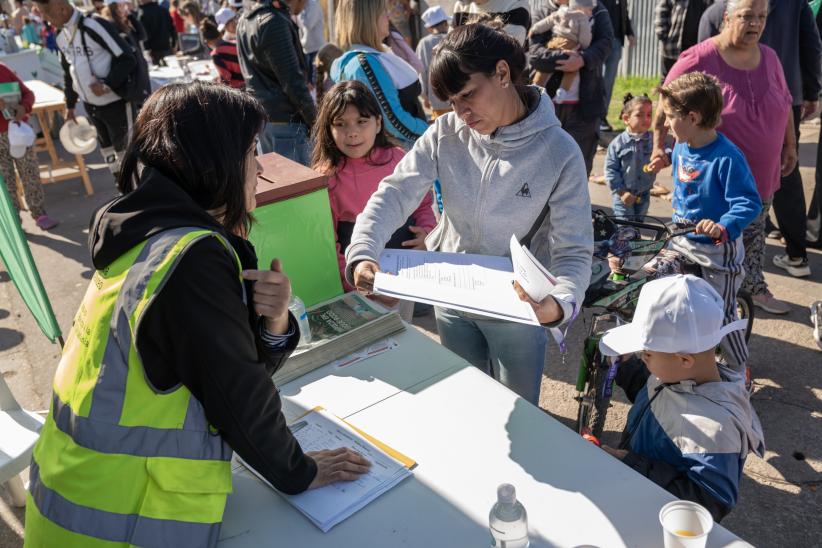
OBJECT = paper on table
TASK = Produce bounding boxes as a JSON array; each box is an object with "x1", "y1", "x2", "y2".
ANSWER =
[
  {"x1": 237, "y1": 408, "x2": 413, "y2": 533},
  {"x1": 373, "y1": 236, "x2": 557, "y2": 325}
]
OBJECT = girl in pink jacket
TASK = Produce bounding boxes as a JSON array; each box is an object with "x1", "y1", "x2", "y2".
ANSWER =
[{"x1": 312, "y1": 80, "x2": 436, "y2": 293}]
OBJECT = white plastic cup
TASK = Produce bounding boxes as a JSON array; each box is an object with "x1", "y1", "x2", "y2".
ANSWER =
[{"x1": 659, "y1": 500, "x2": 714, "y2": 548}]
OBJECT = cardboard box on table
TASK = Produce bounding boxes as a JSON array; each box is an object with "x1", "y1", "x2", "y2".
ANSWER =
[{"x1": 249, "y1": 153, "x2": 342, "y2": 307}]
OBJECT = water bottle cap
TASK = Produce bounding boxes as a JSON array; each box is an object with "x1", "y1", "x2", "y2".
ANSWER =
[{"x1": 497, "y1": 483, "x2": 516, "y2": 504}]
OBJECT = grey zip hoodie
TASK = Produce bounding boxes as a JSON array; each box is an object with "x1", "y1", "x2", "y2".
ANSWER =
[{"x1": 345, "y1": 86, "x2": 594, "y2": 324}]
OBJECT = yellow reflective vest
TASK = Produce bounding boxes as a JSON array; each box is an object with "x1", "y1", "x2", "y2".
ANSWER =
[{"x1": 25, "y1": 228, "x2": 240, "y2": 548}]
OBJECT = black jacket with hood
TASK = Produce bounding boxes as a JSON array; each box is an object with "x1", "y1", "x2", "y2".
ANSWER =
[
  {"x1": 236, "y1": 0, "x2": 316, "y2": 126},
  {"x1": 528, "y1": 0, "x2": 614, "y2": 122},
  {"x1": 88, "y1": 166, "x2": 317, "y2": 495}
]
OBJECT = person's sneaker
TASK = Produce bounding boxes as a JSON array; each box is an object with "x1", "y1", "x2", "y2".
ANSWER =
[
  {"x1": 752, "y1": 292, "x2": 791, "y2": 315},
  {"x1": 772, "y1": 254, "x2": 811, "y2": 277},
  {"x1": 35, "y1": 215, "x2": 58, "y2": 231},
  {"x1": 599, "y1": 120, "x2": 613, "y2": 133},
  {"x1": 810, "y1": 301, "x2": 822, "y2": 350},
  {"x1": 767, "y1": 229, "x2": 782, "y2": 239},
  {"x1": 589, "y1": 174, "x2": 606, "y2": 185}
]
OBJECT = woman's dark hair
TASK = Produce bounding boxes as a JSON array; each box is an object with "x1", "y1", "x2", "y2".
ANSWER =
[
  {"x1": 102, "y1": 4, "x2": 133, "y2": 35},
  {"x1": 180, "y1": 1, "x2": 202, "y2": 22},
  {"x1": 315, "y1": 43, "x2": 344, "y2": 103},
  {"x1": 200, "y1": 18, "x2": 220, "y2": 43},
  {"x1": 311, "y1": 80, "x2": 392, "y2": 174},
  {"x1": 117, "y1": 82, "x2": 266, "y2": 235},
  {"x1": 429, "y1": 22, "x2": 527, "y2": 102},
  {"x1": 620, "y1": 92, "x2": 653, "y2": 117}
]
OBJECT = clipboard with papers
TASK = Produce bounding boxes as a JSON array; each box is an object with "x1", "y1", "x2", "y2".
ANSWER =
[
  {"x1": 237, "y1": 407, "x2": 415, "y2": 533},
  {"x1": 373, "y1": 235, "x2": 558, "y2": 326}
]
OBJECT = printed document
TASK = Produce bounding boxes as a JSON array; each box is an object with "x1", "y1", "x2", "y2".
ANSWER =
[
  {"x1": 374, "y1": 235, "x2": 557, "y2": 325},
  {"x1": 237, "y1": 408, "x2": 414, "y2": 532}
]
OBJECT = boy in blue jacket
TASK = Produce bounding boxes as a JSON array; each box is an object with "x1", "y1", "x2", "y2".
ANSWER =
[
  {"x1": 649, "y1": 71, "x2": 761, "y2": 385},
  {"x1": 598, "y1": 275, "x2": 765, "y2": 522}
]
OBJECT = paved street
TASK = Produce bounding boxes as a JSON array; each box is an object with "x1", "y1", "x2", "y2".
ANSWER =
[{"x1": 1, "y1": 124, "x2": 820, "y2": 547}]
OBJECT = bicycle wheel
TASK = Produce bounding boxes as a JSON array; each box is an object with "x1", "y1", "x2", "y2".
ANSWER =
[
  {"x1": 736, "y1": 290, "x2": 755, "y2": 343},
  {"x1": 575, "y1": 347, "x2": 614, "y2": 439}
]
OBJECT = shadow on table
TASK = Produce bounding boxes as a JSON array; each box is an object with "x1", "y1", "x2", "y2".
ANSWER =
[{"x1": 221, "y1": 470, "x2": 502, "y2": 547}]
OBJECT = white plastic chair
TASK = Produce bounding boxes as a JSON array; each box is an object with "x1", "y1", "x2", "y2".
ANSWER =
[{"x1": 0, "y1": 374, "x2": 44, "y2": 507}]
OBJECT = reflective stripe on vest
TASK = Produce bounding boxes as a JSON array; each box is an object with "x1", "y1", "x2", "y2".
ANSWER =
[
  {"x1": 27, "y1": 227, "x2": 240, "y2": 547},
  {"x1": 28, "y1": 461, "x2": 221, "y2": 547}
]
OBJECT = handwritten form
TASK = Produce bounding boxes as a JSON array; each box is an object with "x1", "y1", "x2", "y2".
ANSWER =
[{"x1": 237, "y1": 408, "x2": 413, "y2": 532}]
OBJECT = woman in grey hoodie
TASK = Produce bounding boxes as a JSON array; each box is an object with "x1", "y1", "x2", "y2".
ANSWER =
[{"x1": 345, "y1": 23, "x2": 594, "y2": 404}]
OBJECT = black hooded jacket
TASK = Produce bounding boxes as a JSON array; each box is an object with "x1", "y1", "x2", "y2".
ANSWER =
[
  {"x1": 88, "y1": 166, "x2": 316, "y2": 495},
  {"x1": 528, "y1": 1, "x2": 614, "y2": 122}
]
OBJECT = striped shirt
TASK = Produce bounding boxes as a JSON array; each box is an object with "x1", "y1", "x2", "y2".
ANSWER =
[{"x1": 211, "y1": 39, "x2": 244, "y2": 89}]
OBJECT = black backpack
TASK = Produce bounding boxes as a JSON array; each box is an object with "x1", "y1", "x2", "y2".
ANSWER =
[{"x1": 78, "y1": 13, "x2": 148, "y2": 104}]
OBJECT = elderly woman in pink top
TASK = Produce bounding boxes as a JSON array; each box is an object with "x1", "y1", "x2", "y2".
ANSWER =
[{"x1": 650, "y1": 0, "x2": 796, "y2": 315}]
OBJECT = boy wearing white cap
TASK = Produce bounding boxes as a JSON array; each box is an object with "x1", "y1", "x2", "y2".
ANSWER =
[
  {"x1": 214, "y1": 6, "x2": 237, "y2": 40},
  {"x1": 598, "y1": 274, "x2": 764, "y2": 522},
  {"x1": 415, "y1": 6, "x2": 451, "y2": 118}
]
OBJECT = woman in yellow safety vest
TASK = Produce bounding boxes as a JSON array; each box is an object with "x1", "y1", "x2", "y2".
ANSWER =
[{"x1": 24, "y1": 82, "x2": 370, "y2": 548}]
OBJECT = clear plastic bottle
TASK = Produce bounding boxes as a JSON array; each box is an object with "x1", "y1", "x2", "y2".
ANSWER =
[
  {"x1": 288, "y1": 295, "x2": 312, "y2": 347},
  {"x1": 489, "y1": 484, "x2": 529, "y2": 548}
]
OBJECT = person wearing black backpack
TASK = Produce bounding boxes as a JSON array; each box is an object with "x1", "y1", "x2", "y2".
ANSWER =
[
  {"x1": 34, "y1": 0, "x2": 143, "y2": 181},
  {"x1": 102, "y1": 0, "x2": 151, "y2": 105}
]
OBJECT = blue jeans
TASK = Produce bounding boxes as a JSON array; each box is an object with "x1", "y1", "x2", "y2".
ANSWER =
[
  {"x1": 258, "y1": 122, "x2": 312, "y2": 166},
  {"x1": 611, "y1": 191, "x2": 651, "y2": 218},
  {"x1": 435, "y1": 307, "x2": 548, "y2": 404},
  {"x1": 602, "y1": 37, "x2": 623, "y2": 122}
]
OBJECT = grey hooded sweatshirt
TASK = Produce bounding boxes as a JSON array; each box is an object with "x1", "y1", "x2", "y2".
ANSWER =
[{"x1": 345, "y1": 86, "x2": 594, "y2": 324}]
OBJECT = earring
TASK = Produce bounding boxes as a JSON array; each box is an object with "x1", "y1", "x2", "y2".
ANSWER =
[{"x1": 503, "y1": 82, "x2": 509, "y2": 88}]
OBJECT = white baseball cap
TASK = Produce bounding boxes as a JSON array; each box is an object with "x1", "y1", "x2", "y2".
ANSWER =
[
  {"x1": 215, "y1": 7, "x2": 237, "y2": 31},
  {"x1": 421, "y1": 6, "x2": 450, "y2": 29},
  {"x1": 228, "y1": 0, "x2": 244, "y2": 8},
  {"x1": 8, "y1": 121, "x2": 35, "y2": 159},
  {"x1": 599, "y1": 274, "x2": 748, "y2": 357}
]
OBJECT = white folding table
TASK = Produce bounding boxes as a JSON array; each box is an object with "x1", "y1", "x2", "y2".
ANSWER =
[{"x1": 219, "y1": 327, "x2": 750, "y2": 547}]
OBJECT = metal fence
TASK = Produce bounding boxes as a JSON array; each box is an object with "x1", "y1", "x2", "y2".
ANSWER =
[{"x1": 620, "y1": 0, "x2": 662, "y2": 79}]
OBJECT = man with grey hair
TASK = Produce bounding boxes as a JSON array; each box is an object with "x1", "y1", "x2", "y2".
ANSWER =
[{"x1": 700, "y1": 0, "x2": 822, "y2": 279}]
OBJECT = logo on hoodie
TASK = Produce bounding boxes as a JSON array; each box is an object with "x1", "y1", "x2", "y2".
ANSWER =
[{"x1": 516, "y1": 183, "x2": 531, "y2": 198}]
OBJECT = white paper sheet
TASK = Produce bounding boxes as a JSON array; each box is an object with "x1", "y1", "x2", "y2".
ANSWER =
[
  {"x1": 237, "y1": 409, "x2": 412, "y2": 532},
  {"x1": 374, "y1": 237, "x2": 557, "y2": 325}
]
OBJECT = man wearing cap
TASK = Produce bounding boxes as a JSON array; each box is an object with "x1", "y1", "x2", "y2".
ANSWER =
[
  {"x1": 138, "y1": 0, "x2": 179, "y2": 64},
  {"x1": 237, "y1": 0, "x2": 314, "y2": 165},
  {"x1": 596, "y1": 274, "x2": 765, "y2": 522},
  {"x1": 33, "y1": 0, "x2": 139, "y2": 181},
  {"x1": 211, "y1": 7, "x2": 244, "y2": 88},
  {"x1": 415, "y1": 6, "x2": 450, "y2": 118}
]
